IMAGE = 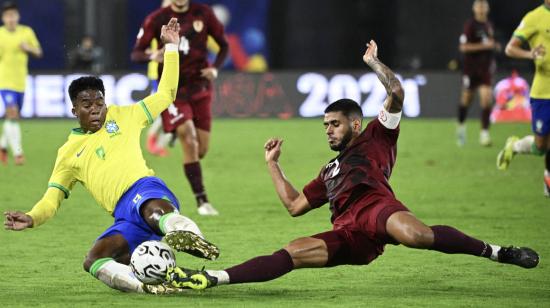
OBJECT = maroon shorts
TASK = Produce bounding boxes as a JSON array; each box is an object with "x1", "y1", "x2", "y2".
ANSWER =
[
  {"x1": 160, "y1": 90, "x2": 212, "y2": 133},
  {"x1": 462, "y1": 71, "x2": 492, "y2": 90},
  {"x1": 312, "y1": 198, "x2": 409, "y2": 267}
]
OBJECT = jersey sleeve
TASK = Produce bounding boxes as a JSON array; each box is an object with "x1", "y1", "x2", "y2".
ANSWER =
[
  {"x1": 513, "y1": 13, "x2": 537, "y2": 43},
  {"x1": 131, "y1": 14, "x2": 158, "y2": 63},
  {"x1": 26, "y1": 151, "x2": 76, "y2": 227},
  {"x1": 123, "y1": 46, "x2": 179, "y2": 127},
  {"x1": 26, "y1": 27, "x2": 41, "y2": 49},
  {"x1": 368, "y1": 116, "x2": 400, "y2": 146},
  {"x1": 459, "y1": 20, "x2": 474, "y2": 44},
  {"x1": 302, "y1": 172, "x2": 328, "y2": 208},
  {"x1": 205, "y1": 6, "x2": 228, "y2": 69}
]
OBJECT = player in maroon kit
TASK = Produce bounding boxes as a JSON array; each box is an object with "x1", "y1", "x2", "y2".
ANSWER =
[
  {"x1": 165, "y1": 40, "x2": 539, "y2": 291},
  {"x1": 457, "y1": 0, "x2": 500, "y2": 147},
  {"x1": 131, "y1": 0, "x2": 228, "y2": 216}
]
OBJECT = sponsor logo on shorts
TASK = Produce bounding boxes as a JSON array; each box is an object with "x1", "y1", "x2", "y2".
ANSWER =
[
  {"x1": 536, "y1": 120, "x2": 544, "y2": 133},
  {"x1": 133, "y1": 193, "x2": 142, "y2": 204}
]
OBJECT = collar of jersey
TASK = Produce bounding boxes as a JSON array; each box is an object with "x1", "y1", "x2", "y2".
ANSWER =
[{"x1": 71, "y1": 128, "x2": 99, "y2": 135}]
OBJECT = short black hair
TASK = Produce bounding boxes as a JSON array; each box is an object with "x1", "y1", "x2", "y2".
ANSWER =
[
  {"x1": 68, "y1": 76, "x2": 105, "y2": 105},
  {"x1": 1, "y1": 1, "x2": 18, "y2": 13},
  {"x1": 324, "y1": 98, "x2": 363, "y2": 119}
]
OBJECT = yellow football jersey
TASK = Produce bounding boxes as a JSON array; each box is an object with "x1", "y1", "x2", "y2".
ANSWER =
[
  {"x1": 0, "y1": 25, "x2": 41, "y2": 92},
  {"x1": 513, "y1": 4, "x2": 550, "y2": 99},
  {"x1": 27, "y1": 49, "x2": 179, "y2": 227}
]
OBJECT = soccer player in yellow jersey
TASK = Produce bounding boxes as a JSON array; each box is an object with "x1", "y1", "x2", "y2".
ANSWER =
[
  {"x1": 497, "y1": 0, "x2": 550, "y2": 196},
  {"x1": 0, "y1": 2, "x2": 42, "y2": 165},
  {"x1": 4, "y1": 18, "x2": 218, "y2": 294}
]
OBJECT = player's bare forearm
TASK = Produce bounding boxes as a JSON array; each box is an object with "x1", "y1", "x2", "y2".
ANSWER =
[
  {"x1": 505, "y1": 37, "x2": 543, "y2": 60},
  {"x1": 131, "y1": 49, "x2": 151, "y2": 63},
  {"x1": 367, "y1": 58, "x2": 404, "y2": 113},
  {"x1": 459, "y1": 42, "x2": 494, "y2": 53},
  {"x1": 267, "y1": 161, "x2": 310, "y2": 217}
]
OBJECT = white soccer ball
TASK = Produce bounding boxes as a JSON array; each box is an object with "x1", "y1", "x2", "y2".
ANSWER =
[{"x1": 130, "y1": 240, "x2": 177, "y2": 285}]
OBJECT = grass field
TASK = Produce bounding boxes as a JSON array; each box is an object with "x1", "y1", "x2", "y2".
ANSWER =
[{"x1": 1, "y1": 118, "x2": 549, "y2": 307}]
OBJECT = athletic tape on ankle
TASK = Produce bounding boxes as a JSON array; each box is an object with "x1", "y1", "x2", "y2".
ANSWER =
[
  {"x1": 378, "y1": 108, "x2": 401, "y2": 129},
  {"x1": 89, "y1": 257, "x2": 114, "y2": 278},
  {"x1": 159, "y1": 212, "x2": 177, "y2": 235},
  {"x1": 531, "y1": 143, "x2": 545, "y2": 156}
]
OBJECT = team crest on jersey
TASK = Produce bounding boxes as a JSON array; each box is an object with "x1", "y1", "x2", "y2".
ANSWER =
[
  {"x1": 193, "y1": 20, "x2": 204, "y2": 32},
  {"x1": 325, "y1": 159, "x2": 341, "y2": 178},
  {"x1": 105, "y1": 120, "x2": 119, "y2": 134}
]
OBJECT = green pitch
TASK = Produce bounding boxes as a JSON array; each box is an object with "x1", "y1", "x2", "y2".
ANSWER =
[{"x1": 1, "y1": 119, "x2": 549, "y2": 307}]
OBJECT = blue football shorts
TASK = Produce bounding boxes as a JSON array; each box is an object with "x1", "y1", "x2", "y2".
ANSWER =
[
  {"x1": 97, "y1": 176, "x2": 180, "y2": 253},
  {"x1": 530, "y1": 98, "x2": 550, "y2": 136},
  {"x1": 0, "y1": 90, "x2": 24, "y2": 110}
]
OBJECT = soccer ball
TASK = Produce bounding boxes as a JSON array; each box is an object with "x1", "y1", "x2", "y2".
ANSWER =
[{"x1": 130, "y1": 240, "x2": 177, "y2": 285}]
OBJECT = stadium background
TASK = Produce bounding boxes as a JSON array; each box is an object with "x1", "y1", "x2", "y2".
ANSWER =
[
  {"x1": 1, "y1": 1, "x2": 549, "y2": 307},
  {"x1": 0, "y1": 0, "x2": 540, "y2": 120}
]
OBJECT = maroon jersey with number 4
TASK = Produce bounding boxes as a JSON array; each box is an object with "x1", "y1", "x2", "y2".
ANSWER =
[
  {"x1": 303, "y1": 118, "x2": 399, "y2": 223},
  {"x1": 131, "y1": 3, "x2": 228, "y2": 97}
]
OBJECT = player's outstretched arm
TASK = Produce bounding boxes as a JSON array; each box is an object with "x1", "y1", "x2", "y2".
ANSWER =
[
  {"x1": 363, "y1": 40, "x2": 404, "y2": 114},
  {"x1": 265, "y1": 138, "x2": 312, "y2": 217},
  {"x1": 140, "y1": 18, "x2": 181, "y2": 120},
  {"x1": 505, "y1": 36, "x2": 545, "y2": 60},
  {"x1": 4, "y1": 188, "x2": 65, "y2": 231}
]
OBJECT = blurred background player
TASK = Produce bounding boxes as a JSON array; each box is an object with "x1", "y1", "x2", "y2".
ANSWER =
[
  {"x1": 144, "y1": 0, "x2": 171, "y2": 157},
  {"x1": 132, "y1": 0, "x2": 228, "y2": 216},
  {"x1": 68, "y1": 35, "x2": 104, "y2": 74},
  {"x1": 457, "y1": 0, "x2": 500, "y2": 147},
  {"x1": 0, "y1": 1, "x2": 42, "y2": 165},
  {"x1": 497, "y1": 0, "x2": 550, "y2": 195}
]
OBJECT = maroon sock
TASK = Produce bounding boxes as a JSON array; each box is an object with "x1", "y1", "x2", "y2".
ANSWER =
[
  {"x1": 183, "y1": 162, "x2": 208, "y2": 205},
  {"x1": 481, "y1": 107, "x2": 491, "y2": 130},
  {"x1": 458, "y1": 105, "x2": 469, "y2": 123},
  {"x1": 430, "y1": 225, "x2": 492, "y2": 258},
  {"x1": 225, "y1": 249, "x2": 294, "y2": 284}
]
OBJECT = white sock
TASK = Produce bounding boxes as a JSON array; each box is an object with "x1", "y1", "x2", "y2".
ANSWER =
[
  {"x1": 147, "y1": 117, "x2": 163, "y2": 137},
  {"x1": 480, "y1": 129, "x2": 489, "y2": 138},
  {"x1": 0, "y1": 121, "x2": 7, "y2": 149},
  {"x1": 93, "y1": 260, "x2": 144, "y2": 293},
  {"x1": 512, "y1": 135, "x2": 534, "y2": 154},
  {"x1": 5, "y1": 120, "x2": 22, "y2": 156},
  {"x1": 160, "y1": 212, "x2": 203, "y2": 238},
  {"x1": 205, "y1": 270, "x2": 230, "y2": 285},
  {"x1": 156, "y1": 132, "x2": 171, "y2": 148},
  {"x1": 489, "y1": 244, "x2": 501, "y2": 261}
]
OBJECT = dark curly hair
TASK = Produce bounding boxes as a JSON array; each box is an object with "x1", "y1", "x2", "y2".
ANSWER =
[
  {"x1": 1, "y1": 1, "x2": 18, "y2": 14},
  {"x1": 324, "y1": 98, "x2": 363, "y2": 119},
  {"x1": 68, "y1": 76, "x2": 105, "y2": 105}
]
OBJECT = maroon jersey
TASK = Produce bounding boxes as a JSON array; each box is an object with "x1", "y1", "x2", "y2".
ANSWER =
[
  {"x1": 131, "y1": 3, "x2": 228, "y2": 97},
  {"x1": 460, "y1": 19, "x2": 496, "y2": 75},
  {"x1": 303, "y1": 118, "x2": 399, "y2": 223}
]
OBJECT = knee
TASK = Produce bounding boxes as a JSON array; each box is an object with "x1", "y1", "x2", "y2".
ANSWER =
[
  {"x1": 400, "y1": 228, "x2": 434, "y2": 249},
  {"x1": 83, "y1": 255, "x2": 96, "y2": 273},
  {"x1": 180, "y1": 134, "x2": 198, "y2": 150}
]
